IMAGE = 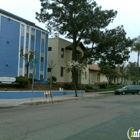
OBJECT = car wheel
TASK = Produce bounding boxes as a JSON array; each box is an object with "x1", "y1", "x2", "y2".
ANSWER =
[
  {"x1": 115, "y1": 92, "x2": 120, "y2": 95},
  {"x1": 132, "y1": 93, "x2": 135, "y2": 95},
  {"x1": 122, "y1": 91, "x2": 126, "y2": 95},
  {"x1": 137, "y1": 91, "x2": 140, "y2": 95}
]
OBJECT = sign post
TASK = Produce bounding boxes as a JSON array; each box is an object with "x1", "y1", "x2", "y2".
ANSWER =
[{"x1": 31, "y1": 59, "x2": 37, "y2": 105}]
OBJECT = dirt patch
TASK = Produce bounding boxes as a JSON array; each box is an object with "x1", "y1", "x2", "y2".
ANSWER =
[
  {"x1": 0, "y1": 83, "x2": 93, "y2": 92},
  {"x1": 0, "y1": 83, "x2": 64, "y2": 91}
]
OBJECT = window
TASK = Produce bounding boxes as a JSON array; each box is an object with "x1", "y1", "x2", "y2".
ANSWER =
[
  {"x1": 31, "y1": 35, "x2": 35, "y2": 40},
  {"x1": 41, "y1": 32, "x2": 45, "y2": 44},
  {"x1": 41, "y1": 56, "x2": 44, "y2": 62},
  {"x1": 60, "y1": 67, "x2": 64, "y2": 77},
  {"x1": 20, "y1": 47, "x2": 23, "y2": 57},
  {"x1": 61, "y1": 48, "x2": 64, "y2": 58},
  {"x1": 21, "y1": 24, "x2": 25, "y2": 36},
  {"x1": 48, "y1": 68, "x2": 51, "y2": 72},
  {"x1": 97, "y1": 73, "x2": 100, "y2": 82},
  {"x1": 29, "y1": 73, "x2": 33, "y2": 78},
  {"x1": 76, "y1": 51, "x2": 82, "y2": 60},
  {"x1": 42, "y1": 38, "x2": 45, "y2": 44},
  {"x1": 40, "y1": 74, "x2": 43, "y2": 80},
  {"x1": 26, "y1": 26, "x2": 29, "y2": 38},
  {"x1": 48, "y1": 47, "x2": 52, "y2": 51},
  {"x1": 26, "y1": 33, "x2": 29, "y2": 38},
  {"x1": 31, "y1": 28, "x2": 35, "y2": 40}
]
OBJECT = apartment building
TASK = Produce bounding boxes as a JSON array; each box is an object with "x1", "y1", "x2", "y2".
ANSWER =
[
  {"x1": 0, "y1": 9, "x2": 48, "y2": 81},
  {"x1": 48, "y1": 37, "x2": 107, "y2": 84}
]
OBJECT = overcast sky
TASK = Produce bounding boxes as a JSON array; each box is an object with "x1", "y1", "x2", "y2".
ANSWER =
[{"x1": 0, "y1": 0, "x2": 139, "y2": 63}]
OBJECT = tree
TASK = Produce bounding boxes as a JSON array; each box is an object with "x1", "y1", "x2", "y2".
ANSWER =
[
  {"x1": 126, "y1": 62, "x2": 138, "y2": 84},
  {"x1": 36, "y1": 0, "x2": 117, "y2": 96},
  {"x1": 89, "y1": 26, "x2": 133, "y2": 85},
  {"x1": 66, "y1": 60, "x2": 86, "y2": 76},
  {"x1": 118, "y1": 64, "x2": 129, "y2": 84},
  {"x1": 99, "y1": 64, "x2": 119, "y2": 84},
  {"x1": 20, "y1": 48, "x2": 35, "y2": 78},
  {"x1": 89, "y1": 26, "x2": 133, "y2": 67},
  {"x1": 131, "y1": 36, "x2": 140, "y2": 84}
]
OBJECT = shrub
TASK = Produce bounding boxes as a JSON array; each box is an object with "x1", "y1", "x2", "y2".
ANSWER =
[
  {"x1": 63, "y1": 83, "x2": 73, "y2": 90},
  {"x1": 48, "y1": 76, "x2": 57, "y2": 83},
  {"x1": 85, "y1": 84, "x2": 93, "y2": 89},
  {"x1": 16, "y1": 76, "x2": 30, "y2": 87},
  {"x1": 78, "y1": 84, "x2": 85, "y2": 90},
  {"x1": 28, "y1": 78, "x2": 38, "y2": 84},
  {"x1": 51, "y1": 76, "x2": 57, "y2": 83},
  {"x1": 79, "y1": 84, "x2": 99, "y2": 90},
  {"x1": 95, "y1": 82, "x2": 108, "y2": 89},
  {"x1": 92, "y1": 85, "x2": 99, "y2": 89}
]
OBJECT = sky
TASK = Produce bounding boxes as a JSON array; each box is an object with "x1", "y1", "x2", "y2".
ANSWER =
[{"x1": 0, "y1": 0, "x2": 140, "y2": 63}]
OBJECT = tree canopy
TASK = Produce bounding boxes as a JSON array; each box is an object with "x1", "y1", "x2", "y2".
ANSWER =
[
  {"x1": 99, "y1": 64, "x2": 119, "y2": 83},
  {"x1": 36, "y1": 0, "x2": 118, "y2": 59},
  {"x1": 131, "y1": 36, "x2": 140, "y2": 84},
  {"x1": 91, "y1": 26, "x2": 133, "y2": 67},
  {"x1": 36, "y1": 0, "x2": 133, "y2": 96},
  {"x1": 125, "y1": 62, "x2": 137, "y2": 82}
]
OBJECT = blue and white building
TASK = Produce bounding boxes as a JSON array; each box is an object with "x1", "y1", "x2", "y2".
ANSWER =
[{"x1": 0, "y1": 9, "x2": 48, "y2": 81}]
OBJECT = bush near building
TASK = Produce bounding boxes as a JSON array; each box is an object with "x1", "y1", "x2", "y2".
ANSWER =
[{"x1": 16, "y1": 76, "x2": 30, "y2": 87}]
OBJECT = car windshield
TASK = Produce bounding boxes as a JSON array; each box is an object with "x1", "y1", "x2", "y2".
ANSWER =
[{"x1": 122, "y1": 86, "x2": 128, "y2": 89}]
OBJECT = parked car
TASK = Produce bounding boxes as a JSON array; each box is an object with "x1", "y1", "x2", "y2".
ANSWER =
[{"x1": 114, "y1": 85, "x2": 140, "y2": 95}]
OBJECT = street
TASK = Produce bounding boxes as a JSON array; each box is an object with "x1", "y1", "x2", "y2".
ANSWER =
[{"x1": 0, "y1": 95, "x2": 140, "y2": 140}]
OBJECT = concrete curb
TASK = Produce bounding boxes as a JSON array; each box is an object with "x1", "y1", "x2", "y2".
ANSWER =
[
  {"x1": 0, "y1": 92, "x2": 113, "y2": 108},
  {"x1": 21, "y1": 94, "x2": 112, "y2": 106}
]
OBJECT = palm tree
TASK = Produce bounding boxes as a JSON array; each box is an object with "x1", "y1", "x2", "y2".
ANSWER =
[{"x1": 131, "y1": 36, "x2": 140, "y2": 84}]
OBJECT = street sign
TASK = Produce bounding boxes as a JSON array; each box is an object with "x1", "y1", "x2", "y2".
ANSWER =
[{"x1": 31, "y1": 59, "x2": 37, "y2": 64}]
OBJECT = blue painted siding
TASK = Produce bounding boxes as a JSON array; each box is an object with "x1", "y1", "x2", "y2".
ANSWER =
[
  {"x1": 20, "y1": 36, "x2": 24, "y2": 47},
  {"x1": 41, "y1": 62, "x2": 43, "y2": 71},
  {"x1": 0, "y1": 90, "x2": 85, "y2": 99},
  {"x1": 41, "y1": 43, "x2": 44, "y2": 52},
  {"x1": 35, "y1": 30, "x2": 41, "y2": 79},
  {"x1": 26, "y1": 37, "x2": 29, "y2": 48},
  {"x1": 19, "y1": 56, "x2": 23, "y2": 69},
  {"x1": 44, "y1": 34, "x2": 48, "y2": 80},
  {"x1": 0, "y1": 16, "x2": 20, "y2": 76},
  {"x1": 0, "y1": 10, "x2": 48, "y2": 82},
  {"x1": 30, "y1": 40, "x2": 34, "y2": 50}
]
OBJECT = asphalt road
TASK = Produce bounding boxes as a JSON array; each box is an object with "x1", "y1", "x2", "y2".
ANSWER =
[{"x1": 0, "y1": 95, "x2": 140, "y2": 140}]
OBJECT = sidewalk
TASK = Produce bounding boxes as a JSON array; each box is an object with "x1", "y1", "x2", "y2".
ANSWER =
[{"x1": 0, "y1": 91, "x2": 113, "y2": 108}]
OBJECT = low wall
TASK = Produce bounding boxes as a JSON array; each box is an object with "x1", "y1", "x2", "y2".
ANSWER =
[{"x1": 0, "y1": 90, "x2": 85, "y2": 99}]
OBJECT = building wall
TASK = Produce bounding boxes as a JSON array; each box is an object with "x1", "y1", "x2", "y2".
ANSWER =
[
  {"x1": 83, "y1": 65, "x2": 108, "y2": 85},
  {"x1": 48, "y1": 38, "x2": 86, "y2": 83},
  {"x1": 48, "y1": 38, "x2": 72, "y2": 83},
  {"x1": 100, "y1": 74, "x2": 108, "y2": 83},
  {"x1": 88, "y1": 71, "x2": 98, "y2": 84},
  {"x1": 80, "y1": 66, "x2": 89, "y2": 84},
  {"x1": 0, "y1": 10, "x2": 48, "y2": 81},
  {"x1": 0, "y1": 15, "x2": 20, "y2": 77},
  {"x1": 48, "y1": 38, "x2": 108, "y2": 84}
]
